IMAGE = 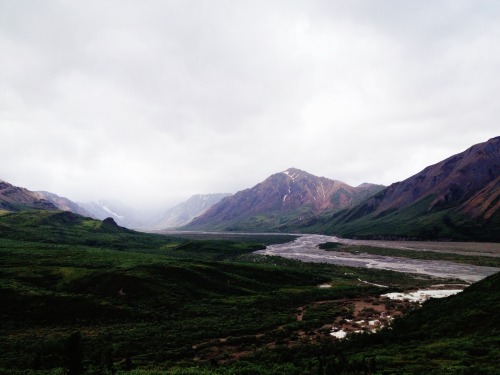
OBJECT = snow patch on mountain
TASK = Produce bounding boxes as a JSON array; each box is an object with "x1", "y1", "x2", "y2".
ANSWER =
[{"x1": 100, "y1": 203, "x2": 125, "y2": 220}]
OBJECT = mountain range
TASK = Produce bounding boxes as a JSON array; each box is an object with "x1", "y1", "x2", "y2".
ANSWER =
[
  {"x1": 0, "y1": 180, "x2": 230, "y2": 231},
  {"x1": 186, "y1": 136, "x2": 499, "y2": 241},
  {"x1": 1, "y1": 136, "x2": 498, "y2": 240}
]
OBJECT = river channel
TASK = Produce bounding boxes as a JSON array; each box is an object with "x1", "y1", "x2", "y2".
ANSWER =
[{"x1": 254, "y1": 234, "x2": 500, "y2": 283}]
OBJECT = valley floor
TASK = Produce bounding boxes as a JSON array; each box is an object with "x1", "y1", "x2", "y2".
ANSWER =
[
  {"x1": 256, "y1": 234, "x2": 500, "y2": 283},
  {"x1": 336, "y1": 238, "x2": 500, "y2": 258}
]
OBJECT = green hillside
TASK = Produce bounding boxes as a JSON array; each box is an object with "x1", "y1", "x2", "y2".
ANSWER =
[
  {"x1": 0, "y1": 210, "x2": 169, "y2": 249},
  {"x1": 1, "y1": 210, "x2": 498, "y2": 374},
  {"x1": 184, "y1": 206, "x2": 321, "y2": 233},
  {"x1": 303, "y1": 194, "x2": 500, "y2": 241}
]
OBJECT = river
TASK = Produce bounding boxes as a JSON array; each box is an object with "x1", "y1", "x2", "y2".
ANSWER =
[{"x1": 254, "y1": 234, "x2": 500, "y2": 283}]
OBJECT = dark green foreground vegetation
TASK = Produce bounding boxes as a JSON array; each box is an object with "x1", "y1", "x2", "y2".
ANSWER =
[{"x1": 1, "y1": 211, "x2": 499, "y2": 374}]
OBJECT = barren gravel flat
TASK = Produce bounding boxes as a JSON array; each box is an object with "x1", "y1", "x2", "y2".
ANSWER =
[
  {"x1": 335, "y1": 238, "x2": 500, "y2": 258},
  {"x1": 256, "y1": 235, "x2": 500, "y2": 283}
]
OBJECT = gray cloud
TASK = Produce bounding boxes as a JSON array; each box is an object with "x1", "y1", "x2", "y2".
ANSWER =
[{"x1": 1, "y1": 0, "x2": 499, "y2": 208}]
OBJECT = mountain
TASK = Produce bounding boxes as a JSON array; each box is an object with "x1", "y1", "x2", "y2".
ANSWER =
[
  {"x1": 34, "y1": 191, "x2": 93, "y2": 217},
  {"x1": 0, "y1": 179, "x2": 96, "y2": 218},
  {"x1": 152, "y1": 193, "x2": 231, "y2": 229},
  {"x1": 78, "y1": 200, "x2": 144, "y2": 228},
  {"x1": 0, "y1": 179, "x2": 57, "y2": 212},
  {"x1": 322, "y1": 136, "x2": 500, "y2": 241},
  {"x1": 78, "y1": 194, "x2": 232, "y2": 230},
  {"x1": 185, "y1": 168, "x2": 384, "y2": 232}
]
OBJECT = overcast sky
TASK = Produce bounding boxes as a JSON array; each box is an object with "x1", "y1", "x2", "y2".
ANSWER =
[{"x1": 1, "y1": 1, "x2": 499, "y2": 209}]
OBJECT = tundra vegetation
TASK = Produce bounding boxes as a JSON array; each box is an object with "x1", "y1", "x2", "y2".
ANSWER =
[{"x1": 0, "y1": 211, "x2": 499, "y2": 374}]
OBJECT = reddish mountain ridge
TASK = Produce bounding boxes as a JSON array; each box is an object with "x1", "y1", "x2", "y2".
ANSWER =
[
  {"x1": 341, "y1": 136, "x2": 500, "y2": 222},
  {"x1": 322, "y1": 136, "x2": 500, "y2": 241},
  {"x1": 186, "y1": 168, "x2": 384, "y2": 231},
  {"x1": 0, "y1": 180, "x2": 92, "y2": 217},
  {"x1": 460, "y1": 176, "x2": 500, "y2": 220},
  {"x1": 0, "y1": 180, "x2": 57, "y2": 212}
]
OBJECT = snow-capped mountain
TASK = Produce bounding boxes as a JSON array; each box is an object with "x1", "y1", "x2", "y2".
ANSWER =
[{"x1": 185, "y1": 168, "x2": 384, "y2": 232}]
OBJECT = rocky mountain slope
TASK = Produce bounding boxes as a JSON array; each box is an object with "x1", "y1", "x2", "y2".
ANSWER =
[
  {"x1": 34, "y1": 191, "x2": 93, "y2": 217},
  {"x1": 0, "y1": 180, "x2": 98, "y2": 219},
  {"x1": 0, "y1": 179, "x2": 57, "y2": 212},
  {"x1": 185, "y1": 168, "x2": 384, "y2": 232},
  {"x1": 319, "y1": 136, "x2": 500, "y2": 240}
]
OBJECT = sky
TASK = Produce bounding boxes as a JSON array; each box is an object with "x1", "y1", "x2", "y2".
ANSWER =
[{"x1": 1, "y1": 1, "x2": 499, "y2": 209}]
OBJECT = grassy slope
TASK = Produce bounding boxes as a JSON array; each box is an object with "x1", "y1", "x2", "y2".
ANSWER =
[
  {"x1": 305, "y1": 194, "x2": 500, "y2": 241},
  {"x1": 0, "y1": 210, "x2": 173, "y2": 249},
  {"x1": 183, "y1": 206, "x2": 321, "y2": 233}
]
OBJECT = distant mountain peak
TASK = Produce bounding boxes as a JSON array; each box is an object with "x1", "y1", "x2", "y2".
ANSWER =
[
  {"x1": 35, "y1": 191, "x2": 92, "y2": 217},
  {"x1": 186, "y1": 169, "x2": 385, "y2": 232},
  {"x1": 152, "y1": 193, "x2": 232, "y2": 230},
  {"x1": 283, "y1": 167, "x2": 303, "y2": 174},
  {"x1": 283, "y1": 169, "x2": 298, "y2": 180}
]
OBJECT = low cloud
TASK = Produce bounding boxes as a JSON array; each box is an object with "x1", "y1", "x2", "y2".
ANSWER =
[{"x1": 1, "y1": 1, "x2": 499, "y2": 208}]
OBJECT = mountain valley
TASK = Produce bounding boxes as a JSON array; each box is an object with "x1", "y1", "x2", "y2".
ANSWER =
[
  {"x1": 2, "y1": 137, "x2": 498, "y2": 240},
  {"x1": 0, "y1": 136, "x2": 499, "y2": 374}
]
